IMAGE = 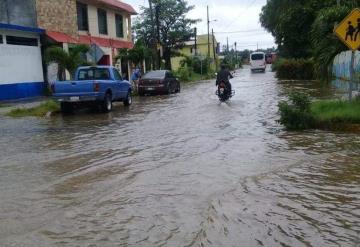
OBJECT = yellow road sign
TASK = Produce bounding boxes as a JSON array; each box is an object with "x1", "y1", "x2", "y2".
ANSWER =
[{"x1": 334, "y1": 8, "x2": 360, "y2": 51}]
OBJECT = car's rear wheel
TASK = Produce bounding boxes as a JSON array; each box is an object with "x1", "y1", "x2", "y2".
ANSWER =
[
  {"x1": 60, "y1": 102, "x2": 73, "y2": 114},
  {"x1": 101, "y1": 93, "x2": 112, "y2": 113},
  {"x1": 176, "y1": 84, "x2": 181, "y2": 93},
  {"x1": 124, "y1": 91, "x2": 132, "y2": 106}
]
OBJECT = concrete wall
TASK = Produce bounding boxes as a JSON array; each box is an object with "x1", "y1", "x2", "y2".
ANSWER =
[
  {"x1": 0, "y1": 30, "x2": 44, "y2": 84},
  {"x1": 0, "y1": 30, "x2": 44, "y2": 100},
  {"x1": 332, "y1": 50, "x2": 360, "y2": 82},
  {"x1": 36, "y1": 0, "x2": 78, "y2": 36},
  {"x1": 0, "y1": 0, "x2": 37, "y2": 27}
]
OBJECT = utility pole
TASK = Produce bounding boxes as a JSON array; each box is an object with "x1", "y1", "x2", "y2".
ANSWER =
[
  {"x1": 194, "y1": 27, "x2": 197, "y2": 56},
  {"x1": 226, "y1": 37, "x2": 229, "y2": 54},
  {"x1": 207, "y1": 5, "x2": 210, "y2": 58},
  {"x1": 148, "y1": 0, "x2": 158, "y2": 69},
  {"x1": 155, "y1": 4, "x2": 161, "y2": 69},
  {"x1": 212, "y1": 28, "x2": 217, "y2": 71},
  {"x1": 235, "y1": 42, "x2": 237, "y2": 68}
]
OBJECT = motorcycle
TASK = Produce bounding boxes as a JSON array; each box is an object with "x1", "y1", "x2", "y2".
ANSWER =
[{"x1": 216, "y1": 81, "x2": 235, "y2": 102}]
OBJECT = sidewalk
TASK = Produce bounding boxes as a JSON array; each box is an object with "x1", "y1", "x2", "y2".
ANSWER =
[{"x1": 0, "y1": 96, "x2": 51, "y2": 115}]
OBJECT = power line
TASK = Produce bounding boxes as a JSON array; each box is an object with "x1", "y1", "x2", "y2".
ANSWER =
[{"x1": 214, "y1": 29, "x2": 264, "y2": 34}]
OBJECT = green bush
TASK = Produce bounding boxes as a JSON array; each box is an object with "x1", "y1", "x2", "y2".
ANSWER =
[
  {"x1": 192, "y1": 57, "x2": 212, "y2": 74},
  {"x1": 175, "y1": 66, "x2": 192, "y2": 82},
  {"x1": 274, "y1": 58, "x2": 315, "y2": 80},
  {"x1": 278, "y1": 92, "x2": 314, "y2": 130}
]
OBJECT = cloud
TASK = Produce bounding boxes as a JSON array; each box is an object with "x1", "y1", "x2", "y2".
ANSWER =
[{"x1": 129, "y1": 0, "x2": 275, "y2": 50}]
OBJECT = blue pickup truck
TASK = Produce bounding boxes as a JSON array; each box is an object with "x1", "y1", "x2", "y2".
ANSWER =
[{"x1": 52, "y1": 66, "x2": 132, "y2": 113}]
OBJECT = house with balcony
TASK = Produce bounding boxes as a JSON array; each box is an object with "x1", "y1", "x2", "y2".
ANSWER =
[
  {"x1": 0, "y1": 0, "x2": 136, "y2": 101},
  {"x1": 36, "y1": 0, "x2": 137, "y2": 79}
]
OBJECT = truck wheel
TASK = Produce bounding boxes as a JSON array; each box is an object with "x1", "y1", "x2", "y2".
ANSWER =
[
  {"x1": 101, "y1": 93, "x2": 113, "y2": 113},
  {"x1": 60, "y1": 102, "x2": 73, "y2": 114},
  {"x1": 124, "y1": 91, "x2": 132, "y2": 106}
]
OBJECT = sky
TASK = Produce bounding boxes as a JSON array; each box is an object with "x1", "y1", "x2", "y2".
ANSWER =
[{"x1": 128, "y1": 0, "x2": 276, "y2": 51}]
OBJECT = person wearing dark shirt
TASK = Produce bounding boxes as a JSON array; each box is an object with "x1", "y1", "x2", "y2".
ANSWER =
[{"x1": 216, "y1": 64, "x2": 233, "y2": 93}]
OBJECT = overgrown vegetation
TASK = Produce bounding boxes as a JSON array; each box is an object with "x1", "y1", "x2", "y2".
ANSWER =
[
  {"x1": 260, "y1": 0, "x2": 357, "y2": 80},
  {"x1": 6, "y1": 100, "x2": 60, "y2": 118},
  {"x1": 273, "y1": 58, "x2": 315, "y2": 80},
  {"x1": 0, "y1": 104, "x2": 10, "y2": 108},
  {"x1": 174, "y1": 56, "x2": 215, "y2": 82},
  {"x1": 134, "y1": 0, "x2": 199, "y2": 70},
  {"x1": 279, "y1": 92, "x2": 360, "y2": 130},
  {"x1": 278, "y1": 92, "x2": 315, "y2": 130}
]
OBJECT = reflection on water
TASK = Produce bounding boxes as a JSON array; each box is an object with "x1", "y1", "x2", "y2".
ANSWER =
[{"x1": 0, "y1": 68, "x2": 359, "y2": 246}]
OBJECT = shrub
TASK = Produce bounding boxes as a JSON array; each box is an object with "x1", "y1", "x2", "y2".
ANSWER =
[
  {"x1": 278, "y1": 92, "x2": 314, "y2": 130},
  {"x1": 175, "y1": 66, "x2": 192, "y2": 82},
  {"x1": 192, "y1": 57, "x2": 212, "y2": 74},
  {"x1": 274, "y1": 58, "x2": 315, "y2": 80}
]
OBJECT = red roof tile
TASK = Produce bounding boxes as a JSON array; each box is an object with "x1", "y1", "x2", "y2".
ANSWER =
[
  {"x1": 46, "y1": 31, "x2": 78, "y2": 44},
  {"x1": 96, "y1": 0, "x2": 137, "y2": 15}
]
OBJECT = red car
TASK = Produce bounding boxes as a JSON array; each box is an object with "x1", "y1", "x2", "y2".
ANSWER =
[{"x1": 138, "y1": 70, "x2": 181, "y2": 96}]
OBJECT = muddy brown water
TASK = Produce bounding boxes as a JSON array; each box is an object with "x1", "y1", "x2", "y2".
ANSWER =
[{"x1": 0, "y1": 68, "x2": 359, "y2": 247}]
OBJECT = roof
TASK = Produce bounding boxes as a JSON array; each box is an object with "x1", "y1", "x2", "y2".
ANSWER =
[
  {"x1": 46, "y1": 31, "x2": 78, "y2": 43},
  {"x1": 0, "y1": 23, "x2": 44, "y2": 34},
  {"x1": 46, "y1": 31, "x2": 134, "y2": 49},
  {"x1": 91, "y1": 0, "x2": 137, "y2": 15}
]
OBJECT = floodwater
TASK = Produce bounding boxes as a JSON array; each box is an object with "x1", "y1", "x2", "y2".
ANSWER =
[{"x1": 0, "y1": 67, "x2": 359, "y2": 247}]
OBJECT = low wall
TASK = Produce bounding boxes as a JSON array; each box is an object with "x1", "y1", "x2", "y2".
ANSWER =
[{"x1": 332, "y1": 50, "x2": 360, "y2": 82}]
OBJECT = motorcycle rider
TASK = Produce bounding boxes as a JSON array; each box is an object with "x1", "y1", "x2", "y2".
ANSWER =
[{"x1": 216, "y1": 64, "x2": 233, "y2": 94}]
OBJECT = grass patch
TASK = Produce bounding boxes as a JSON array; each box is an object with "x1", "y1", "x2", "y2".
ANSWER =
[
  {"x1": 311, "y1": 100, "x2": 360, "y2": 124},
  {"x1": 6, "y1": 100, "x2": 60, "y2": 118},
  {"x1": 0, "y1": 104, "x2": 10, "y2": 108},
  {"x1": 279, "y1": 92, "x2": 360, "y2": 131}
]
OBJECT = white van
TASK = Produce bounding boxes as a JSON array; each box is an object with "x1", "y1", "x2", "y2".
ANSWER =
[{"x1": 250, "y1": 52, "x2": 266, "y2": 72}]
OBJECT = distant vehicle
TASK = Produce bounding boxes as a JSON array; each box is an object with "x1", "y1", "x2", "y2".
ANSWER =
[
  {"x1": 138, "y1": 70, "x2": 180, "y2": 96},
  {"x1": 265, "y1": 53, "x2": 277, "y2": 64},
  {"x1": 250, "y1": 52, "x2": 266, "y2": 72},
  {"x1": 52, "y1": 66, "x2": 132, "y2": 113}
]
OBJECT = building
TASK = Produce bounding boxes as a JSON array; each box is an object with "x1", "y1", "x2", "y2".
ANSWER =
[
  {"x1": 171, "y1": 34, "x2": 219, "y2": 71},
  {"x1": 0, "y1": 0, "x2": 45, "y2": 101},
  {"x1": 0, "y1": 0, "x2": 136, "y2": 101},
  {"x1": 36, "y1": 0, "x2": 137, "y2": 79}
]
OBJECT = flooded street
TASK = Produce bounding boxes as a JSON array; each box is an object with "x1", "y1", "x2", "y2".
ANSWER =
[{"x1": 0, "y1": 68, "x2": 359, "y2": 247}]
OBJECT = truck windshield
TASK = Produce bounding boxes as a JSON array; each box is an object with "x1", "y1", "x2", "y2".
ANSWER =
[
  {"x1": 251, "y1": 54, "x2": 264, "y2": 60},
  {"x1": 78, "y1": 68, "x2": 110, "y2": 80}
]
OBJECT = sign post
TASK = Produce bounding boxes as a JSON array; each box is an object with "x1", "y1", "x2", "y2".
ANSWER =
[{"x1": 334, "y1": 8, "x2": 360, "y2": 100}]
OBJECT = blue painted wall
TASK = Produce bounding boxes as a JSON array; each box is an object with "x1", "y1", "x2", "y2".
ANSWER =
[
  {"x1": 0, "y1": 82, "x2": 45, "y2": 101},
  {"x1": 332, "y1": 50, "x2": 360, "y2": 81}
]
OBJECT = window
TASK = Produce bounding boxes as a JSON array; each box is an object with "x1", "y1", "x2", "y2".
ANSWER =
[
  {"x1": 77, "y1": 2, "x2": 88, "y2": 31},
  {"x1": 113, "y1": 69, "x2": 122, "y2": 80},
  {"x1": 78, "y1": 68, "x2": 110, "y2": 80},
  {"x1": 143, "y1": 71, "x2": 166, "y2": 79},
  {"x1": 251, "y1": 53, "x2": 264, "y2": 60},
  {"x1": 97, "y1": 9, "x2": 108, "y2": 35},
  {"x1": 115, "y1": 14, "x2": 124, "y2": 38},
  {"x1": 6, "y1": 36, "x2": 38, "y2": 46}
]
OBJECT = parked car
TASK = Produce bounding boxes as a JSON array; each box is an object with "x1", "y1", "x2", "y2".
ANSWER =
[
  {"x1": 250, "y1": 52, "x2": 266, "y2": 72},
  {"x1": 138, "y1": 70, "x2": 180, "y2": 96},
  {"x1": 52, "y1": 66, "x2": 132, "y2": 113}
]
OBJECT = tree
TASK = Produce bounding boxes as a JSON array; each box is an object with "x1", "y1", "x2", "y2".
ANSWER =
[
  {"x1": 134, "y1": 0, "x2": 199, "y2": 70},
  {"x1": 45, "y1": 44, "x2": 90, "y2": 80},
  {"x1": 311, "y1": 5, "x2": 354, "y2": 80},
  {"x1": 260, "y1": 0, "x2": 338, "y2": 58},
  {"x1": 115, "y1": 39, "x2": 152, "y2": 67}
]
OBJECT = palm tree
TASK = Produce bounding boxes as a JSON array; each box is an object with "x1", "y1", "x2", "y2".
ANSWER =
[{"x1": 45, "y1": 44, "x2": 90, "y2": 80}]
